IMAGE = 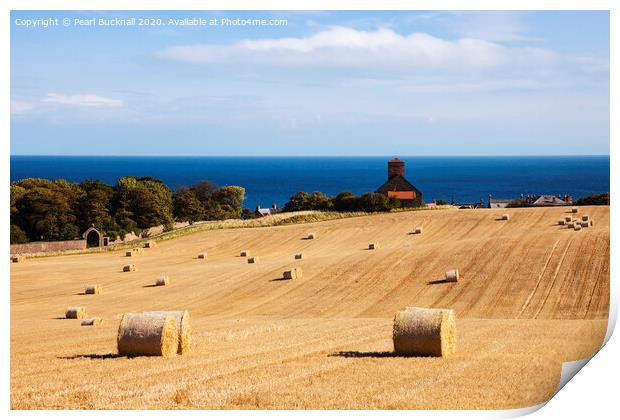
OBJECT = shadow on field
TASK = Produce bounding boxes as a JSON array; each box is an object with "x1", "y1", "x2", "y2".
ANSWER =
[
  {"x1": 329, "y1": 351, "x2": 398, "y2": 358},
  {"x1": 427, "y1": 279, "x2": 456, "y2": 285},
  {"x1": 269, "y1": 277, "x2": 289, "y2": 282},
  {"x1": 59, "y1": 353, "x2": 124, "y2": 360},
  {"x1": 143, "y1": 284, "x2": 159, "y2": 288}
]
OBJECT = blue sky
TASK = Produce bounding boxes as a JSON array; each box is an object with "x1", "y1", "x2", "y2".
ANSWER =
[{"x1": 11, "y1": 10, "x2": 610, "y2": 156}]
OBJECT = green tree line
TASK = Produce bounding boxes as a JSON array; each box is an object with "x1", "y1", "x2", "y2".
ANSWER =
[
  {"x1": 283, "y1": 191, "x2": 423, "y2": 213},
  {"x1": 10, "y1": 177, "x2": 245, "y2": 244}
]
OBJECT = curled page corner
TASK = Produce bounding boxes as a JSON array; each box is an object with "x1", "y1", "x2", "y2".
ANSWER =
[{"x1": 556, "y1": 356, "x2": 594, "y2": 394}]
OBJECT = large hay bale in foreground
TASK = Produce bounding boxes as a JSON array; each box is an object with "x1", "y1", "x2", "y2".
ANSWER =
[
  {"x1": 123, "y1": 264, "x2": 137, "y2": 272},
  {"x1": 155, "y1": 275, "x2": 171, "y2": 286},
  {"x1": 307, "y1": 232, "x2": 316, "y2": 240},
  {"x1": 11, "y1": 255, "x2": 25, "y2": 263},
  {"x1": 248, "y1": 256, "x2": 260, "y2": 264},
  {"x1": 81, "y1": 318, "x2": 103, "y2": 326},
  {"x1": 117, "y1": 313, "x2": 179, "y2": 357},
  {"x1": 85, "y1": 284, "x2": 102, "y2": 295},
  {"x1": 368, "y1": 243, "x2": 380, "y2": 250},
  {"x1": 571, "y1": 207, "x2": 578, "y2": 213},
  {"x1": 197, "y1": 252, "x2": 207, "y2": 259},
  {"x1": 143, "y1": 310, "x2": 191, "y2": 355},
  {"x1": 240, "y1": 250, "x2": 249, "y2": 257},
  {"x1": 393, "y1": 307, "x2": 456, "y2": 357},
  {"x1": 414, "y1": 226, "x2": 423, "y2": 234},
  {"x1": 144, "y1": 241, "x2": 156, "y2": 248},
  {"x1": 501, "y1": 214, "x2": 510, "y2": 221},
  {"x1": 295, "y1": 253, "x2": 303, "y2": 260},
  {"x1": 445, "y1": 269, "x2": 459, "y2": 282},
  {"x1": 283, "y1": 267, "x2": 303, "y2": 279},
  {"x1": 66, "y1": 307, "x2": 87, "y2": 319}
]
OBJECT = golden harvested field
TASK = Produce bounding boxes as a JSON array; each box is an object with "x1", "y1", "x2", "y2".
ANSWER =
[{"x1": 10, "y1": 206, "x2": 610, "y2": 409}]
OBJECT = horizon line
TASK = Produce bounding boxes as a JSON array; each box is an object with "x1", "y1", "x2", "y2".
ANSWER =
[{"x1": 9, "y1": 154, "x2": 611, "y2": 158}]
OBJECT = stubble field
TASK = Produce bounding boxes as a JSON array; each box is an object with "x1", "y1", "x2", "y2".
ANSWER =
[{"x1": 10, "y1": 206, "x2": 610, "y2": 409}]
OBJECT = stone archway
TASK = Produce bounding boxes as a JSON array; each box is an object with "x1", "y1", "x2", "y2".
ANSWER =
[{"x1": 83, "y1": 226, "x2": 103, "y2": 248}]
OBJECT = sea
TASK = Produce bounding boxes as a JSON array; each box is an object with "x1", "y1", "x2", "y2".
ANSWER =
[{"x1": 10, "y1": 156, "x2": 610, "y2": 210}]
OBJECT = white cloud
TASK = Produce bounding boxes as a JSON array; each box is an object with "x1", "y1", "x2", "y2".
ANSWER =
[
  {"x1": 43, "y1": 93, "x2": 123, "y2": 108},
  {"x1": 11, "y1": 100, "x2": 35, "y2": 115},
  {"x1": 155, "y1": 27, "x2": 522, "y2": 70}
]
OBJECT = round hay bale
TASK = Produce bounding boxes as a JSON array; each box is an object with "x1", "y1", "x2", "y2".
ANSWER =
[
  {"x1": 81, "y1": 318, "x2": 103, "y2": 326},
  {"x1": 123, "y1": 264, "x2": 137, "y2": 272},
  {"x1": 567, "y1": 222, "x2": 575, "y2": 228},
  {"x1": 414, "y1": 226, "x2": 423, "y2": 234},
  {"x1": 240, "y1": 250, "x2": 248, "y2": 257},
  {"x1": 558, "y1": 219, "x2": 565, "y2": 225},
  {"x1": 11, "y1": 255, "x2": 26, "y2": 263},
  {"x1": 126, "y1": 251, "x2": 133, "y2": 257},
  {"x1": 393, "y1": 307, "x2": 456, "y2": 357},
  {"x1": 144, "y1": 241, "x2": 156, "y2": 248},
  {"x1": 155, "y1": 275, "x2": 170, "y2": 286},
  {"x1": 368, "y1": 243, "x2": 380, "y2": 250},
  {"x1": 307, "y1": 232, "x2": 316, "y2": 240},
  {"x1": 283, "y1": 268, "x2": 301, "y2": 279},
  {"x1": 66, "y1": 306, "x2": 87, "y2": 319},
  {"x1": 501, "y1": 214, "x2": 509, "y2": 221},
  {"x1": 85, "y1": 284, "x2": 102, "y2": 295},
  {"x1": 564, "y1": 216, "x2": 573, "y2": 222},
  {"x1": 117, "y1": 313, "x2": 179, "y2": 357},
  {"x1": 248, "y1": 256, "x2": 260, "y2": 264},
  {"x1": 571, "y1": 207, "x2": 578, "y2": 213},
  {"x1": 197, "y1": 252, "x2": 207, "y2": 259},
  {"x1": 580, "y1": 221, "x2": 590, "y2": 228},
  {"x1": 143, "y1": 310, "x2": 191, "y2": 355},
  {"x1": 295, "y1": 253, "x2": 303, "y2": 260},
  {"x1": 574, "y1": 223, "x2": 582, "y2": 231},
  {"x1": 581, "y1": 215, "x2": 589, "y2": 221},
  {"x1": 445, "y1": 269, "x2": 459, "y2": 282}
]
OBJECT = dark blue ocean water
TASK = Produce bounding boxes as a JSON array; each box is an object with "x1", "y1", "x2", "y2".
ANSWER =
[{"x1": 10, "y1": 156, "x2": 610, "y2": 209}]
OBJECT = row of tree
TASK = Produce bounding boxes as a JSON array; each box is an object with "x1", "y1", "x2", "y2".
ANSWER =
[
  {"x1": 10, "y1": 177, "x2": 245, "y2": 244},
  {"x1": 282, "y1": 191, "x2": 421, "y2": 213}
]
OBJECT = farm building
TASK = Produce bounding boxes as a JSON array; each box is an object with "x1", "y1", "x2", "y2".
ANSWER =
[
  {"x1": 531, "y1": 195, "x2": 568, "y2": 206},
  {"x1": 488, "y1": 195, "x2": 512, "y2": 208},
  {"x1": 376, "y1": 158, "x2": 423, "y2": 206},
  {"x1": 255, "y1": 203, "x2": 282, "y2": 217}
]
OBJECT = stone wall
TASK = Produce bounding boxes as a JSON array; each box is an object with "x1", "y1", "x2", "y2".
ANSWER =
[{"x1": 10, "y1": 239, "x2": 86, "y2": 255}]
